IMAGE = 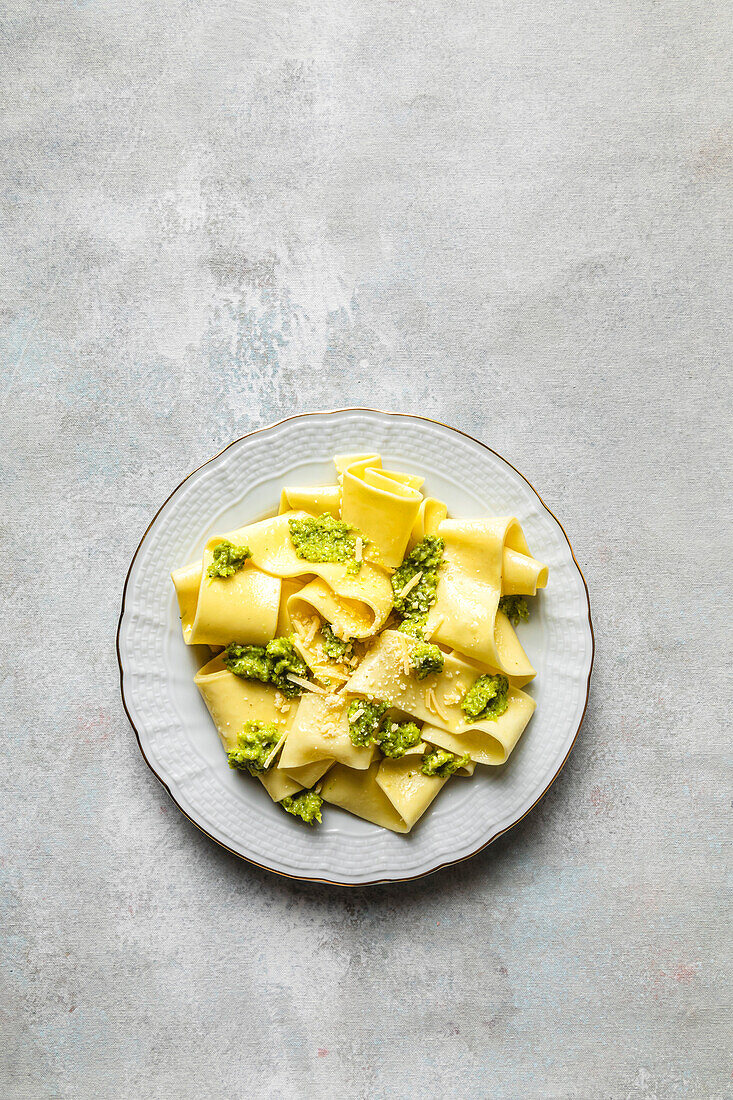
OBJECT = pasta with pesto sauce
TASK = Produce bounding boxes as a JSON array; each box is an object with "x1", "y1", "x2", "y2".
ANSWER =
[{"x1": 171, "y1": 453, "x2": 548, "y2": 832}]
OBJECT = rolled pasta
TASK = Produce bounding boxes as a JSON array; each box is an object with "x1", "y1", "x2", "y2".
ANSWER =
[
  {"x1": 172, "y1": 549, "x2": 281, "y2": 647},
  {"x1": 425, "y1": 517, "x2": 538, "y2": 678},
  {"x1": 337, "y1": 454, "x2": 424, "y2": 569},
  {"x1": 225, "y1": 512, "x2": 394, "y2": 638},
  {"x1": 278, "y1": 485, "x2": 341, "y2": 517},
  {"x1": 408, "y1": 496, "x2": 448, "y2": 548},
  {"x1": 375, "y1": 745, "x2": 449, "y2": 829}
]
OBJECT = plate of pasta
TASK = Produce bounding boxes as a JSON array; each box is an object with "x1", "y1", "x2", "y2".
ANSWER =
[{"x1": 117, "y1": 409, "x2": 593, "y2": 885}]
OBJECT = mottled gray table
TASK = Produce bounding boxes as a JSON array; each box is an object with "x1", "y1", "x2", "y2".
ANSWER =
[{"x1": 2, "y1": 2, "x2": 730, "y2": 1097}]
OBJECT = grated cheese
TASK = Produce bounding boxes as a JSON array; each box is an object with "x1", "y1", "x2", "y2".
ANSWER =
[
  {"x1": 396, "y1": 571, "x2": 423, "y2": 600},
  {"x1": 286, "y1": 674, "x2": 328, "y2": 695},
  {"x1": 355, "y1": 536, "x2": 363, "y2": 562},
  {"x1": 349, "y1": 707, "x2": 364, "y2": 722},
  {"x1": 291, "y1": 613, "x2": 308, "y2": 638},
  {"x1": 422, "y1": 614, "x2": 444, "y2": 641},
  {"x1": 290, "y1": 635, "x2": 314, "y2": 667},
  {"x1": 264, "y1": 729, "x2": 288, "y2": 769},
  {"x1": 425, "y1": 686, "x2": 450, "y2": 724},
  {"x1": 274, "y1": 691, "x2": 292, "y2": 714},
  {"x1": 306, "y1": 616, "x2": 320, "y2": 645}
]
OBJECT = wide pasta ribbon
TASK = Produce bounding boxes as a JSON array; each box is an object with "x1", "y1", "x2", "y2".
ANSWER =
[
  {"x1": 320, "y1": 749, "x2": 443, "y2": 834},
  {"x1": 336, "y1": 453, "x2": 424, "y2": 569},
  {"x1": 278, "y1": 691, "x2": 376, "y2": 772},
  {"x1": 408, "y1": 496, "x2": 448, "y2": 548},
  {"x1": 227, "y1": 511, "x2": 394, "y2": 639},
  {"x1": 343, "y1": 630, "x2": 536, "y2": 766},
  {"x1": 278, "y1": 485, "x2": 341, "y2": 517},
  {"x1": 320, "y1": 736, "x2": 473, "y2": 833},
  {"x1": 193, "y1": 653, "x2": 331, "y2": 800},
  {"x1": 171, "y1": 555, "x2": 281, "y2": 647},
  {"x1": 425, "y1": 517, "x2": 546, "y2": 678}
]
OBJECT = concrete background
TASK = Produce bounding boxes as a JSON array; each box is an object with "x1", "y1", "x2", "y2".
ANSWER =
[{"x1": 1, "y1": 1, "x2": 730, "y2": 1097}]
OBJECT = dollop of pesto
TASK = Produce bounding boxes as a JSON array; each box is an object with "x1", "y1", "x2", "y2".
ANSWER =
[
  {"x1": 461, "y1": 673, "x2": 509, "y2": 722},
  {"x1": 281, "y1": 790, "x2": 323, "y2": 825},
  {"x1": 498, "y1": 595, "x2": 530, "y2": 626},
  {"x1": 223, "y1": 636, "x2": 308, "y2": 698},
  {"x1": 348, "y1": 699, "x2": 388, "y2": 747},
  {"x1": 379, "y1": 719, "x2": 422, "y2": 759},
  {"x1": 421, "y1": 747, "x2": 471, "y2": 777},
  {"x1": 207, "y1": 540, "x2": 252, "y2": 579},
  {"x1": 289, "y1": 512, "x2": 364, "y2": 576},
  {"x1": 411, "y1": 640, "x2": 444, "y2": 680},
  {"x1": 227, "y1": 721, "x2": 281, "y2": 776},
  {"x1": 321, "y1": 622, "x2": 355, "y2": 662},
  {"x1": 392, "y1": 535, "x2": 444, "y2": 633}
]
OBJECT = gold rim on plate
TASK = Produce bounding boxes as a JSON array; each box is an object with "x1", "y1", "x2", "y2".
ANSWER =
[{"x1": 116, "y1": 408, "x2": 595, "y2": 887}]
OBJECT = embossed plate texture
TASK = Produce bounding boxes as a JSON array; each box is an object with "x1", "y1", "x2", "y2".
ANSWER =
[{"x1": 117, "y1": 410, "x2": 594, "y2": 885}]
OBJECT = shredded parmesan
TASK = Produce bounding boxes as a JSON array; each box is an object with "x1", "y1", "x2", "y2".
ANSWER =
[
  {"x1": 396, "y1": 571, "x2": 423, "y2": 601},
  {"x1": 349, "y1": 707, "x2": 364, "y2": 722},
  {"x1": 422, "y1": 614, "x2": 444, "y2": 641},
  {"x1": 290, "y1": 635, "x2": 313, "y2": 667},
  {"x1": 354, "y1": 536, "x2": 363, "y2": 562},
  {"x1": 291, "y1": 613, "x2": 308, "y2": 638},
  {"x1": 274, "y1": 691, "x2": 292, "y2": 714},
  {"x1": 425, "y1": 686, "x2": 450, "y2": 724},
  {"x1": 286, "y1": 674, "x2": 328, "y2": 695},
  {"x1": 306, "y1": 616, "x2": 320, "y2": 645},
  {"x1": 264, "y1": 729, "x2": 288, "y2": 769}
]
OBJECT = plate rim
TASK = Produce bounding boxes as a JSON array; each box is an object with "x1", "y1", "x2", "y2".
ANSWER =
[{"x1": 116, "y1": 408, "x2": 595, "y2": 887}]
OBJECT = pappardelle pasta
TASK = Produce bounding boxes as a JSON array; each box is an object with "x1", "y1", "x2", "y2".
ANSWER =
[{"x1": 171, "y1": 454, "x2": 548, "y2": 833}]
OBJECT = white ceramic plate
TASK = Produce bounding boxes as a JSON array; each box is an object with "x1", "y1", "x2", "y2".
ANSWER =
[{"x1": 117, "y1": 410, "x2": 593, "y2": 885}]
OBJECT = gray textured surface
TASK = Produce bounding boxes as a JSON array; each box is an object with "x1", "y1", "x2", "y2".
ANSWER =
[{"x1": 1, "y1": 1, "x2": 730, "y2": 1097}]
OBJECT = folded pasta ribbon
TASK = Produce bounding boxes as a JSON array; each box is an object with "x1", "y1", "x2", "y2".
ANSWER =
[
  {"x1": 194, "y1": 652, "x2": 331, "y2": 801},
  {"x1": 278, "y1": 485, "x2": 341, "y2": 517},
  {"x1": 320, "y1": 740, "x2": 465, "y2": 834},
  {"x1": 225, "y1": 512, "x2": 394, "y2": 638},
  {"x1": 344, "y1": 630, "x2": 536, "y2": 767},
  {"x1": 171, "y1": 544, "x2": 281, "y2": 647},
  {"x1": 425, "y1": 517, "x2": 546, "y2": 678},
  {"x1": 336, "y1": 453, "x2": 425, "y2": 569}
]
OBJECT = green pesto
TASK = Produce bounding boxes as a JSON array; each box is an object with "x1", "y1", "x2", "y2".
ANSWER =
[
  {"x1": 392, "y1": 535, "x2": 444, "y2": 632},
  {"x1": 461, "y1": 673, "x2": 510, "y2": 722},
  {"x1": 421, "y1": 747, "x2": 471, "y2": 778},
  {"x1": 321, "y1": 622, "x2": 354, "y2": 662},
  {"x1": 348, "y1": 699, "x2": 388, "y2": 747},
  {"x1": 411, "y1": 640, "x2": 444, "y2": 680},
  {"x1": 498, "y1": 594, "x2": 530, "y2": 626},
  {"x1": 397, "y1": 617, "x2": 426, "y2": 637},
  {"x1": 227, "y1": 721, "x2": 281, "y2": 776},
  {"x1": 288, "y1": 512, "x2": 364, "y2": 576},
  {"x1": 281, "y1": 790, "x2": 323, "y2": 825},
  {"x1": 223, "y1": 636, "x2": 308, "y2": 698},
  {"x1": 207, "y1": 540, "x2": 252, "y2": 579},
  {"x1": 378, "y1": 720, "x2": 422, "y2": 759}
]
